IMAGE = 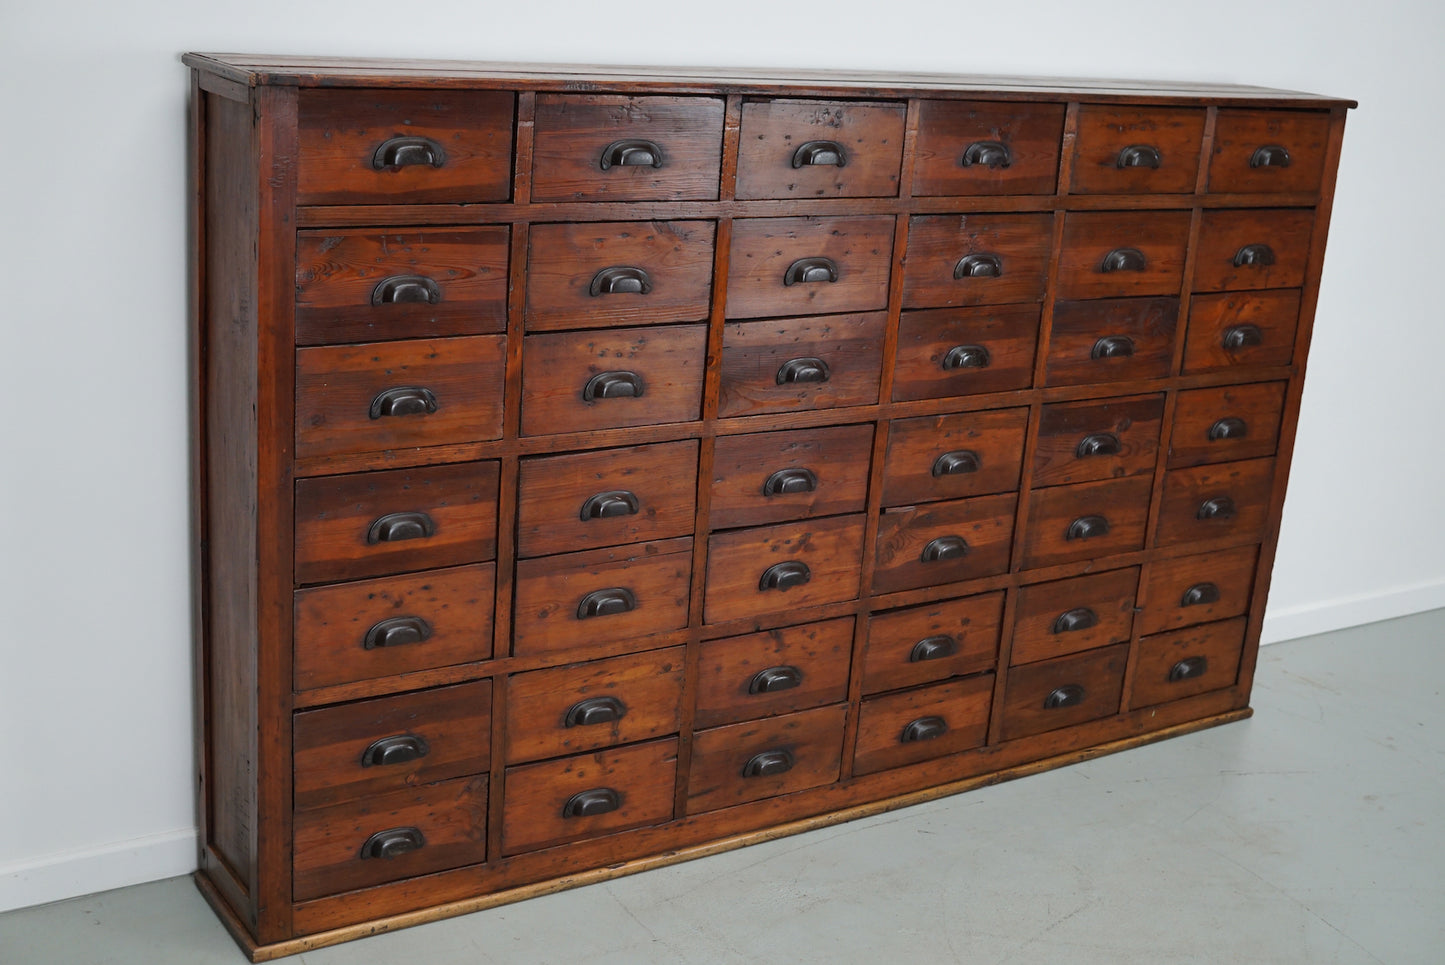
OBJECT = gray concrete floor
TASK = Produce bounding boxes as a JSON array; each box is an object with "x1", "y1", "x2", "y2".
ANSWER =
[{"x1": 3, "y1": 610, "x2": 1442, "y2": 964}]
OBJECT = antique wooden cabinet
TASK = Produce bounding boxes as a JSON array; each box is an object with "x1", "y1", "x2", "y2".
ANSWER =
[{"x1": 184, "y1": 53, "x2": 1352, "y2": 959}]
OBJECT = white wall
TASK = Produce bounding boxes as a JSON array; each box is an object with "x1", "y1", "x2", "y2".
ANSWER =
[{"x1": 1, "y1": 0, "x2": 1440, "y2": 913}]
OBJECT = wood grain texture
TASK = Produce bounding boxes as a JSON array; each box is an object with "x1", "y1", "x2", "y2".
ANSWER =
[
  {"x1": 911, "y1": 100, "x2": 1064, "y2": 196},
  {"x1": 1020, "y1": 475, "x2": 1152, "y2": 569},
  {"x1": 881, "y1": 407, "x2": 1029, "y2": 506},
  {"x1": 725, "y1": 215, "x2": 894, "y2": 318},
  {"x1": 902, "y1": 213, "x2": 1054, "y2": 308},
  {"x1": 1031, "y1": 394, "x2": 1164, "y2": 487},
  {"x1": 1069, "y1": 106, "x2": 1205, "y2": 194},
  {"x1": 709, "y1": 424, "x2": 873, "y2": 529},
  {"x1": 1130, "y1": 617, "x2": 1247, "y2": 708},
  {"x1": 1056, "y1": 210, "x2": 1192, "y2": 299},
  {"x1": 999, "y1": 643, "x2": 1127, "y2": 740},
  {"x1": 861, "y1": 590, "x2": 1003, "y2": 694},
  {"x1": 718, "y1": 312, "x2": 885, "y2": 416},
  {"x1": 1208, "y1": 110, "x2": 1331, "y2": 195},
  {"x1": 1167, "y1": 381, "x2": 1286, "y2": 467},
  {"x1": 853, "y1": 674, "x2": 993, "y2": 775},
  {"x1": 687, "y1": 704, "x2": 848, "y2": 812},
  {"x1": 1192, "y1": 208, "x2": 1314, "y2": 292},
  {"x1": 736, "y1": 99, "x2": 905, "y2": 199},
  {"x1": 893, "y1": 305, "x2": 1040, "y2": 401},
  {"x1": 1182, "y1": 290, "x2": 1300, "y2": 374},
  {"x1": 1044, "y1": 297, "x2": 1179, "y2": 386},
  {"x1": 1155, "y1": 457, "x2": 1276, "y2": 548},
  {"x1": 1138, "y1": 544, "x2": 1258, "y2": 634},
  {"x1": 693, "y1": 618, "x2": 854, "y2": 728},
  {"x1": 1010, "y1": 567, "x2": 1138, "y2": 665},
  {"x1": 704, "y1": 515, "x2": 866, "y2": 624},
  {"x1": 873, "y1": 493, "x2": 1017, "y2": 594}
]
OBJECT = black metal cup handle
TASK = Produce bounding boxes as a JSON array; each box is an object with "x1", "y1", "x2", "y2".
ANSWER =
[
  {"x1": 942, "y1": 344, "x2": 990, "y2": 370},
  {"x1": 909, "y1": 635, "x2": 957, "y2": 662},
  {"x1": 792, "y1": 140, "x2": 847, "y2": 168},
  {"x1": 1250, "y1": 145, "x2": 1291, "y2": 168},
  {"x1": 759, "y1": 561, "x2": 811, "y2": 592},
  {"x1": 1044, "y1": 684, "x2": 1086, "y2": 709},
  {"x1": 1092, "y1": 335, "x2": 1135, "y2": 359},
  {"x1": 932, "y1": 450, "x2": 980, "y2": 477},
  {"x1": 562, "y1": 788, "x2": 621, "y2": 818},
  {"x1": 1233, "y1": 244, "x2": 1277, "y2": 268},
  {"x1": 922, "y1": 536, "x2": 969, "y2": 562},
  {"x1": 901, "y1": 716, "x2": 948, "y2": 743},
  {"x1": 589, "y1": 266, "x2": 652, "y2": 296},
  {"x1": 783, "y1": 257, "x2": 839, "y2": 286},
  {"x1": 580, "y1": 490, "x2": 640, "y2": 520},
  {"x1": 369, "y1": 386, "x2": 438, "y2": 420},
  {"x1": 600, "y1": 139, "x2": 664, "y2": 170},
  {"x1": 366, "y1": 511, "x2": 435, "y2": 545},
  {"x1": 1196, "y1": 496, "x2": 1237, "y2": 521},
  {"x1": 742, "y1": 749, "x2": 797, "y2": 778},
  {"x1": 371, "y1": 274, "x2": 441, "y2": 305},
  {"x1": 371, "y1": 137, "x2": 446, "y2": 171},
  {"x1": 1051, "y1": 607, "x2": 1098, "y2": 634},
  {"x1": 363, "y1": 615, "x2": 433, "y2": 650},
  {"x1": 1076, "y1": 432, "x2": 1121, "y2": 458},
  {"x1": 583, "y1": 371, "x2": 644, "y2": 401},
  {"x1": 1181, "y1": 582, "x2": 1221, "y2": 607},
  {"x1": 1066, "y1": 515, "x2": 1110, "y2": 541},
  {"x1": 777, "y1": 357, "x2": 831, "y2": 385},
  {"x1": 1223, "y1": 324, "x2": 1265, "y2": 350},
  {"x1": 565, "y1": 696, "x2": 627, "y2": 728},
  {"x1": 1116, "y1": 144, "x2": 1161, "y2": 169},
  {"x1": 360, "y1": 827, "x2": 425, "y2": 860},
  {"x1": 576, "y1": 587, "x2": 637, "y2": 619},
  {"x1": 763, "y1": 468, "x2": 818, "y2": 497},
  {"x1": 1102, "y1": 247, "x2": 1147, "y2": 273},
  {"x1": 1169, "y1": 656, "x2": 1210, "y2": 681},
  {"x1": 361, "y1": 734, "x2": 431, "y2": 768},
  {"x1": 749, "y1": 665, "x2": 804, "y2": 694},
  {"x1": 1209, "y1": 417, "x2": 1248, "y2": 441},
  {"x1": 960, "y1": 140, "x2": 1012, "y2": 168},
  {"x1": 954, "y1": 253, "x2": 1003, "y2": 279}
]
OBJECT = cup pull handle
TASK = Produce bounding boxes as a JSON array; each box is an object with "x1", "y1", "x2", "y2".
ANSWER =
[
  {"x1": 583, "y1": 371, "x2": 644, "y2": 401},
  {"x1": 749, "y1": 665, "x2": 804, "y2": 694},
  {"x1": 909, "y1": 635, "x2": 957, "y2": 662},
  {"x1": 589, "y1": 266, "x2": 653, "y2": 296},
  {"x1": 1076, "y1": 432, "x2": 1121, "y2": 458},
  {"x1": 763, "y1": 468, "x2": 818, "y2": 496},
  {"x1": 1051, "y1": 607, "x2": 1099, "y2": 634},
  {"x1": 922, "y1": 536, "x2": 969, "y2": 562},
  {"x1": 932, "y1": 449, "x2": 980, "y2": 477},
  {"x1": 776, "y1": 357, "x2": 831, "y2": 385},
  {"x1": 942, "y1": 344, "x2": 991, "y2": 370},
  {"x1": 953, "y1": 253, "x2": 1003, "y2": 279},
  {"x1": 742, "y1": 749, "x2": 797, "y2": 778},
  {"x1": 792, "y1": 140, "x2": 848, "y2": 168},
  {"x1": 360, "y1": 827, "x2": 426, "y2": 860},
  {"x1": 783, "y1": 257, "x2": 839, "y2": 286},
  {"x1": 370, "y1": 274, "x2": 441, "y2": 305},
  {"x1": 1233, "y1": 244, "x2": 1277, "y2": 268},
  {"x1": 369, "y1": 386, "x2": 438, "y2": 420},
  {"x1": 562, "y1": 788, "x2": 621, "y2": 818},
  {"x1": 361, "y1": 735, "x2": 431, "y2": 768},
  {"x1": 371, "y1": 137, "x2": 446, "y2": 171},
  {"x1": 580, "y1": 490, "x2": 640, "y2": 520},
  {"x1": 1250, "y1": 145, "x2": 1292, "y2": 168},
  {"x1": 960, "y1": 140, "x2": 1012, "y2": 168},
  {"x1": 1102, "y1": 247, "x2": 1147, "y2": 273},
  {"x1": 759, "y1": 561, "x2": 811, "y2": 592},
  {"x1": 1181, "y1": 582, "x2": 1221, "y2": 607},
  {"x1": 565, "y1": 696, "x2": 627, "y2": 728},
  {"x1": 366, "y1": 512, "x2": 435, "y2": 545},
  {"x1": 901, "y1": 716, "x2": 948, "y2": 743},
  {"x1": 576, "y1": 587, "x2": 637, "y2": 619},
  {"x1": 1169, "y1": 656, "x2": 1210, "y2": 681},
  {"x1": 1044, "y1": 684, "x2": 1086, "y2": 709},
  {"x1": 1223, "y1": 324, "x2": 1265, "y2": 350},
  {"x1": 1209, "y1": 417, "x2": 1248, "y2": 441},
  {"x1": 1116, "y1": 144, "x2": 1162, "y2": 169},
  {"x1": 600, "y1": 139, "x2": 664, "y2": 170},
  {"x1": 1066, "y1": 515, "x2": 1110, "y2": 541},
  {"x1": 1091, "y1": 335, "x2": 1135, "y2": 359},
  {"x1": 1196, "y1": 496, "x2": 1237, "y2": 521},
  {"x1": 362, "y1": 615, "x2": 433, "y2": 650}
]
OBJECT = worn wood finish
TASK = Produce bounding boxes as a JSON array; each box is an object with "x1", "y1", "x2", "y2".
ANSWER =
[
  {"x1": 703, "y1": 515, "x2": 866, "y2": 624},
  {"x1": 1130, "y1": 617, "x2": 1247, "y2": 708},
  {"x1": 1155, "y1": 457, "x2": 1276, "y2": 548},
  {"x1": 1208, "y1": 110, "x2": 1331, "y2": 195},
  {"x1": 873, "y1": 493, "x2": 1017, "y2": 593},
  {"x1": 880, "y1": 408, "x2": 1029, "y2": 506},
  {"x1": 724, "y1": 215, "x2": 894, "y2": 318},
  {"x1": 861, "y1": 591, "x2": 1003, "y2": 693},
  {"x1": 1192, "y1": 208, "x2": 1314, "y2": 292},
  {"x1": 1056, "y1": 210, "x2": 1192, "y2": 299},
  {"x1": 911, "y1": 101, "x2": 1065, "y2": 196},
  {"x1": 709, "y1": 424, "x2": 872, "y2": 529},
  {"x1": 1000, "y1": 643, "x2": 1127, "y2": 740},
  {"x1": 687, "y1": 704, "x2": 848, "y2": 811},
  {"x1": 1167, "y1": 381, "x2": 1286, "y2": 467},
  {"x1": 902, "y1": 213, "x2": 1054, "y2": 308},
  {"x1": 892, "y1": 305, "x2": 1041, "y2": 400},
  {"x1": 694, "y1": 618, "x2": 854, "y2": 727},
  {"x1": 853, "y1": 674, "x2": 993, "y2": 775},
  {"x1": 1010, "y1": 567, "x2": 1138, "y2": 665},
  {"x1": 1044, "y1": 297, "x2": 1179, "y2": 386},
  {"x1": 1020, "y1": 475, "x2": 1152, "y2": 568},
  {"x1": 717, "y1": 312, "x2": 886, "y2": 416},
  {"x1": 1069, "y1": 106, "x2": 1205, "y2": 194},
  {"x1": 1182, "y1": 289, "x2": 1300, "y2": 374},
  {"x1": 736, "y1": 99, "x2": 906, "y2": 199},
  {"x1": 1138, "y1": 544, "x2": 1258, "y2": 634},
  {"x1": 1031, "y1": 395, "x2": 1164, "y2": 486}
]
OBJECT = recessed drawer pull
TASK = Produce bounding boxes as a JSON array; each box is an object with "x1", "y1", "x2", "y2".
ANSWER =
[
  {"x1": 1196, "y1": 496, "x2": 1237, "y2": 520},
  {"x1": 370, "y1": 273, "x2": 442, "y2": 305},
  {"x1": 370, "y1": 136, "x2": 446, "y2": 171},
  {"x1": 1181, "y1": 582, "x2": 1221, "y2": 607},
  {"x1": 576, "y1": 587, "x2": 637, "y2": 619},
  {"x1": 599, "y1": 139, "x2": 664, "y2": 170},
  {"x1": 792, "y1": 140, "x2": 848, "y2": 168},
  {"x1": 1075, "y1": 432, "x2": 1121, "y2": 458},
  {"x1": 953, "y1": 253, "x2": 1003, "y2": 279},
  {"x1": 900, "y1": 716, "x2": 948, "y2": 743},
  {"x1": 1223, "y1": 324, "x2": 1265, "y2": 350},
  {"x1": 776, "y1": 356, "x2": 831, "y2": 384},
  {"x1": 932, "y1": 449, "x2": 980, "y2": 477},
  {"x1": 1066, "y1": 515, "x2": 1110, "y2": 541},
  {"x1": 1116, "y1": 144, "x2": 1162, "y2": 169},
  {"x1": 909, "y1": 635, "x2": 957, "y2": 663},
  {"x1": 580, "y1": 490, "x2": 640, "y2": 520},
  {"x1": 763, "y1": 468, "x2": 818, "y2": 496},
  {"x1": 742, "y1": 749, "x2": 796, "y2": 777},
  {"x1": 1101, "y1": 247, "x2": 1147, "y2": 273},
  {"x1": 562, "y1": 788, "x2": 621, "y2": 818},
  {"x1": 1250, "y1": 144, "x2": 1292, "y2": 168},
  {"x1": 1091, "y1": 335, "x2": 1135, "y2": 359},
  {"x1": 1051, "y1": 607, "x2": 1098, "y2": 634},
  {"x1": 589, "y1": 265, "x2": 653, "y2": 296},
  {"x1": 366, "y1": 511, "x2": 435, "y2": 545},
  {"x1": 759, "y1": 560, "x2": 811, "y2": 592},
  {"x1": 1169, "y1": 656, "x2": 1210, "y2": 681},
  {"x1": 1208, "y1": 417, "x2": 1248, "y2": 441},
  {"x1": 362, "y1": 615, "x2": 433, "y2": 650},
  {"x1": 960, "y1": 140, "x2": 1012, "y2": 169},
  {"x1": 922, "y1": 535, "x2": 969, "y2": 561},
  {"x1": 783, "y1": 257, "x2": 839, "y2": 286},
  {"x1": 360, "y1": 827, "x2": 426, "y2": 860},
  {"x1": 1233, "y1": 244, "x2": 1277, "y2": 268},
  {"x1": 564, "y1": 696, "x2": 627, "y2": 728},
  {"x1": 1043, "y1": 684, "x2": 1086, "y2": 709},
  {"x1": 942, "y1": 344, "x2": 991, "y2": 370},
  {"x1": 583, "y1": 371, "x2": 645, "y2": 401},
  {"x1": 749, "y1": 665, "x2": 804, "y2": 694},
  {"x1": 368, "y1": 386, "x2": 438, "y2": 420},
  {"x1": 360, "y1": 734, "x2": 431, "y2": 768}
]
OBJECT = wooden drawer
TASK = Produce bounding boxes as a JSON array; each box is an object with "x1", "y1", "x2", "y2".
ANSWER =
[
  {"x1": 520, "y1": 324, "x2": 707, "y2": 435},
  {"x1": 295, "y1": 228, "x2": 510, "y2": 345},
  {"x1": 1139, "y1": 545, "x2": 1258, "y2": 634},
  {"x1": 1000, "y1": 643, "x2": 1126, "y2": 741},
  {"x1": 1056, "y1": 211, "x2": 1191, "y2": 300},
  {"x1": 873, "y1": 493, "x2": 1017, "y2": 595},
  {"x1": 297, "y1": 90, "x2": 513, "y2": 205},
  {"x1": 710, "y1": 425, "x2": 873, "y2": 530},
  {"x1": 1209, "y1": 110, "x2": 1332, "y2": 195},
  {"x1": 504, "y1": 648, "x2": 685, "y2": 764},
  {"x1": 1193, "y1": 209, "x2": 1313, "y2": 293},
  {"x1": 687, "y1": 704, "x2": 847, "y2": 813},
  {"x1": 694, "y1": 617, "x2": 854, "y2": 728},
  {"x1": 736, "y1": 99, "x2": 905, "y2": 199},
  {"x1": 1155, "y1": 458, "x2": 1275, "y2": 549},
  {"x1": 295, "y1": 335, "x2": 506, "y2": 461},
  {"x1": 902, "y1": 213, "x2": 1054, "y2": 309},
  {"x1": 704, "y1": 515, "x2": 865, "y2": 625},
  {"x1": 862, "y1": 591, "x2": 1003, "y2": 694},
  {"x1": 531, "y1": 95, "x2": 725, "y2": 202},
  {"x1": 1020, "y1": 475, "x2": 1151, "y2": 569},
  {"x1": 512, "y1": 538, "x2": 692, "y2": 657},
  {"x1": 853, "y1": 675, "x2": 993, "y2": 776},
  {"x1": 515, "y1": 440, "x2": 698, "y2": 558},
  {"x1": 524, "y1": 221, "x2": 715, "y2": 331},
  {"x1": 912, "y1": 100, "x2": 1065, "y2": 196},
  {"x1": 882, "y1": 408, "x2": 1028, "y2": 507},
  {"x1": 892, "y1": 305, "x2": 1039, "y2": 401},
  {"x1": 293, "y1": 776, "x2": 488, "y2": 902},
  {"x1": 294, "y1": 461, "x2": 499, "y2": 585},
  {"x1": 501, "y1": 739, "x2": 678, "y2": 856},
  {"x1": 718, "y1": 313, "x2": 885, "y2": 417},
  {"x1": 1011, "y1": 568, "x2": 1138, "y2": 666},
  {"x1": 1183, "y1": 290, "x2": 1300, "y2": 374},
  {"x1": 293, "y1": 680, "x2": 492, "y2": 811},
  {"x1": 1168, "y1": 382, "x2": 1286, "y2": 468},
  {"x1": 1069, "y1": 106, "x2": 1205, "y2": 194},
  {"x1": 725, "y1": 216, "x2": 893, "y2": 319},
  {"x1": 1031, "y1": 395, "x2": 1163, "y2": 488},
  {"x1": 1043, "y1": 297, "x2": 1179, "y2": 387},
  {"x1": 1131, "y1": 617, "x2": 1248, "y2": 708}
]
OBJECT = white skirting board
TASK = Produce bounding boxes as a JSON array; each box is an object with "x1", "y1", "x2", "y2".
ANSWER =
[
  {"x1": 1261, "y1": 578, "x2": 1445, "y2": 645},
  {"x1": 0, "y1": 829, "x2": 197, "y2": 914}
]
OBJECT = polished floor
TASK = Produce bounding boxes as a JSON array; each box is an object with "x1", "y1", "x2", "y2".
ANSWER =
[{"x1": 3, "y1": 609, "x2": 1441, "y2": 964}]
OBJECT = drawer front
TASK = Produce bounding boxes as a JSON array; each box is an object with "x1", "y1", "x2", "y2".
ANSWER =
[
  {"x1": 295, "y1": 228, "x2": 510, "y2": 345},
  {"x1": 295, "y1": 335, "x2": 506, "y2": 461},
  {"x1": 1044, "y1": 297, "x2": 1180, "y2": 387},
  {"x1": 516, "y1": 440, "x2": 699, "y2": 558},
  {"x1": 1139, "y1": 545, "x2": 1258, "y2": 634},
  {"x1": 704, "y1": 515, "x2": 866, "y2": 625},
  {"x1": 1057, "y1": 211, "x2": 1192, "y2": 300},
  {"x1": 912, "y1": 100, "x2": 1065, "y2": 197},
  {"x1": 1209, "y1": 110, "x2": 1332, "y2": 195},
  {"x1": 1069, "y1": 106, "x2": 1205, "y2": 194},
  {"x1": 501, "y1": 739, "x2": 678, "y2": 856},
  {"x1": 524, "y1": 221, "x2": 716, "y2": 331},
  {"x1": 1021, "y1": 475, "x2": 1152, "y2": 569},
  {"x1": 1031, "y1": 395, "x2": 1164, "y2": 488},
  {"x1": 862, "y1": 591, "x2": 1004, "y2": 694},
  {"x1": 873, "y1": 493, "x2": 1017, "y2": 595},
  {"x1": 902, "y1": 213, "x2": 1054, "y2": 309},
  {"x1": 853, "y1": 675, "x2": 993, "y2": 776},
  {"x1": 504, "y1": 648, "x2": 685, "y2": 763},
  {"x1": 687, "y1": 704, "x2": 847, "y2": 813},
  {"x1": 1000, "y1": 643, "x2": 1126, "y2": 741},
  {"x1": 1131, "y1": 617, "x2": 1248, "y2": 708},
  {"x1": 293, "y1": 680, "x2": 493, "y2": 811},
  {"x1": 710, "y1": 425, "x2": 873, "y2": 530},
  {"x1": 294, "y1": 564, "x2": 495, "y2": 692},
  {"x1": 294, "y1": 462, "x2": 499, "y2": 585},
  {"x1": 531, "y1": 95, "x2": 725, "y2": 202},
  {"x1": 1168, "y1": 381, "x2": 1286, "y2": 468},
  {"x1": 520, "y1": 324, "x2": 707, "y2": 435},
  {"x1": 1193, "y1": 208, "x2": 1313, "y2": 293},
  {"x1": 725, "y1": 216, "x2": 894, "y2": 319},
  {"x1": 882, "y1": 408, "x2": 1028, "y2": 507},
  {"x1": 694, "y1": 617, "x2": 854, "y2": 728},
  {"x1": 1155, "y1": 458, "x2": 1275, "y2": 548},
  {"x1": 293, "y1": 775, "x2": 488, "y2": 902},
  {"x1": 1011, "y1": 568, "x2": 1138, "y2": 666},
  {"x1": 718, "y1": 313, "x2": 885, "y2": 417},
  {"x1": 736, "y1": 99, "x2": 905, "y2": 199},
  {"x1": 893, "y1": 305, "x2": 1040, "y2": 401},
  {"x1": 1183, "y1": 290, "x2": 1300, "y2": 374},
  {"x1": 512, "y1": 538, "x2": 693, "y2": 657}
]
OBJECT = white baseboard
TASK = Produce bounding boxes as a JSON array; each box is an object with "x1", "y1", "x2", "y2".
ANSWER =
[
  {"x1": 1262, "y1": 577, "x2": 1445, "y2": 644},
  {"x1": 0, "y1": 828, "x2": 197, "y2": 914}
]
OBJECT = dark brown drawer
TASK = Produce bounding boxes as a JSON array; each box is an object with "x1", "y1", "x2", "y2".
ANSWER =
[
  {"x1": 1139, "y1": 545, "x2": 1257, "y2": 635},
  {"x1": 520, "y1": 324, "x2": 707, "y2": 435},
  {"x1": 704, "y1": 515, "x2": 865, "y2": 625},
  {"x1": 294, "y1": 564, "x2": 495, "y2": 692},
  {"x1": 1168, "y1": 382, "x2": 1286, "y2": 468},
  {"x1": 293, "y1": 680, "x2": 492, "y2": 811},
  {"x1": 293, "y1": 776, "x2": 488, "y2": 902},
  {"x1": 1056, "y1": 211, "x2": 1191, "y2": 300},
  {"x1": 1193, "y1": 209, "x2": 1313, "y2": 293},
  {"x1": 294, "y1": 336, "x2": 506, "y2": 461},
  {"x1": 1020, "y1": 476, "x2": 1151, "y2": 570},
  {"x1": 1011, "y1": 568, "x2": 1138, "y2": 666},
  {"x1": 515, "y1": 440, "x2": 698, "y2": 558},
  {"x1": 687, "y1": 704, "x2": 847, "y2": 813},
  {"x1": 853, "y1": 675, "x2": 993, "y2": 776},
  {"x1": 512, "y1": 538, "x2": 692, "y2": 657},
  {"x1": 893, "y1": 305, "x2": 1039, "y2": 401},
  {"x1": 294, "y1": 462, "x2": 499, "y2": 585},
  {"x1": 1131, "y1": 617, "x2": 1247, "y2": 708},
  {"x1": 873, "y1": 493, "x2": 1017, "y2": 595},
  {"x1": 862, "y1": 591, "x2": 1003, "y2": 694},
  {"x1": 504, "y1": 648, "x2": 685, "y2": 764},
  {"x1": 1043, "y1": 297, "x2": 1179, "y2": 387},
  {"x1": 725, "y1": 216, "x2": 893, "y2": 319},
  {"x1": 1031, "y1": 395, "x2": 1163, "y2": 488},
  {"x1": 1000, "y1": 643, "x2": 1126, "y2": 741},
  {"x1": 710, "y1": 425, "x2": 873, "y2": 530},
  {"x1": 1155, "y1": 458, "x2": 1275, "y2": 549},
  {"x1": 1069, "y1": 106, "x2": 1205, "y2": 194},
  {"x1": 524, "y1": 221, "x2": 715, "y2": 331},
  {"x1": 736, "y1": 99, "x2": 905, "y2": 199},
  {"x1": 295, "y1": 228, "x2": 510, "y2": 345},
  {"x1": 912, "y1": 101, "x2": 1065, "y2": 196},
  {"x1": 1183, "y1": 290, "x2": 1300, "y2": 374},
  {"x1": 1209, "y1": 110, "x2": 1332, "y2": 195},
  {"x1": 297, "y1": 90, "x2": 513, "y2": 205},
  {"x1": 882, "y1": 408, "x2": 1028, "y2": 507},
  {"x1": 902, "y1": 214, "x2": 1054, "y2": 309},
  {"x1": 531, "y1": 95, "x2": 725, "y2": 202},
  {"x1": 694, "y1": 617, "x2": 854, "y2": 728},
  {"x1": 718, "y1": 313, "x2": 885, "y2": 417}
]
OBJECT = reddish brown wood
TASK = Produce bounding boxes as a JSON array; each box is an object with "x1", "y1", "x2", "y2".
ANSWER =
[
  {"x1": 1138, "y1": 545, "x2": 1258, "y2": 634},
  {"x1": 703, "y1": 515, "x2": 866, "y2": 624},
  {"x1": 1056, "y1": 210, "x2": 1192, "y2": 299},
  {"x1": 1208, "y1": 110, "x2": 1331, "y2": 195},
  {"x1": 911, "y1": 101, "x2": 1065, "y2": 197},
  {"x1": 1020, "y1": 476, "x2": 1152, "y2": 568},
  {"x1": 736, "y1": 99, "x2": 906, "y2": 200},
  {"x1": 687, "y1": 704, "x2": 848, "y2": 812},
  {"x1": 1031, "y1": 394, "x2": 1164, "y2": 486},
  {"x1": 1069, "y1": 106, "x2": 1205, "y2": 194},
  {"x1": 881, "y1": 408, "x2": 1029, "y2": 506},
  {"x1": 710, "y1": 425, "x2": 872, "y2": 529},
  {"x1": 1183, "y1": 290, "x2": 1300, "y2": 374},
  {"x1": 1155, "y1": 457, "x2": 1276, "y2": 548},
  {"x1": 1130, "y1": 617, "x2": 1247, "y2": 708},
  {"x1": 1166, "y1": 381, "x2": 1287, "y2": 467},
  {"x1": 1192, "y1": 208, "x2": 1314, "y2": 292},
  {"x1": 1011, "y1": 568, "x2": 1138, "y2": 665},
  {"x1": 893, "y1": 305, "x2": 1041, "y2": 401},
  {"x1": 999, "y1": 643, "x2": 1127, "y2": 740},
  {"x1": 853, "y1": 674, "x2": 993, "y2": 775},
  {"x1": 902, "y1": 213, "x2": 1054, "y2": 308},
  {"x1": 724, "y1": 215, "x2": 894, "y2": 318},
  {"x1": 873, "y1": 493, "x2": 1017, "y2": 594},
  {"x1": 861, "y1": 591, "x2": 1003, "y2": 693},
  {"x1": 1044, "y1": 297, "x2": 1179, "y2": 386},
  {"x1": 694, "y1": 618, "x2": 854, "y2": 727},
  {"x1": 717, "y1": 313, "x2": 886, "y2": 417}
]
